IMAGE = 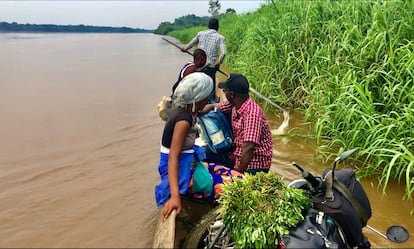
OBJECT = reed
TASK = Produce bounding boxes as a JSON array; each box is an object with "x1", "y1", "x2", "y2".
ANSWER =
[{"x1": 168, "y1": 26, "x2": 205, "y2": 43}]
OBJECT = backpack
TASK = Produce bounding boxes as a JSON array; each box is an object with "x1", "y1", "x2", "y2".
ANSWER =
[
  {"x1": 280, "y1": 208, "x2": 348, "y2": 249},
  {"x1": 312, "y1": 168, "x2": 372, "y2": 247},
  {"x1": 197, "y1": 109, "x2": 234, "y2": 153}
]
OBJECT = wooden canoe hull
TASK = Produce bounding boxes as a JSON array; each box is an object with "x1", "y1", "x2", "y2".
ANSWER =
[{"x1": 153, "y1": 197, "x2": 216, "y2": 248}]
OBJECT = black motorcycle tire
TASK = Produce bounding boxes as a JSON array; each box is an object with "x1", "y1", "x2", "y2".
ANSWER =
[{"x1": 183, "y1": 206, "x2": 221, "y2": 249}]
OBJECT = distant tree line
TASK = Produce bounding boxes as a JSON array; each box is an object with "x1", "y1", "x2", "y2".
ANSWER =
[
  {"x1": 154, "y1": 8, "x2": 235, "y2": 35},
  {"x1": 0, "y1": 22, "x2": 153, "y2": 33},
  {"x1": 154, "y1": 14, "x2": 210, "y2": 35}
]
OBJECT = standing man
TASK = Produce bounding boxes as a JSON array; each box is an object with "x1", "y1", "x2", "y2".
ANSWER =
[
  {"x1": 181, "y1": 17, "x2": 226, "y2": 103},
  {"x1": 201, "y1": 73, "x2": 273, "y2": 175}
]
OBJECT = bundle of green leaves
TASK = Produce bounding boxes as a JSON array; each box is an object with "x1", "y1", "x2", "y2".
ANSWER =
[{"x1": 218, "y1": 172, "x2": 311, "y2": 248}]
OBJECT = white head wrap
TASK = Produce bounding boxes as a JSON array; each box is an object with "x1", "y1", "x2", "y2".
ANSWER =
[{"x1": 172, "y1": 72, "x2": 213, "y2": 111}]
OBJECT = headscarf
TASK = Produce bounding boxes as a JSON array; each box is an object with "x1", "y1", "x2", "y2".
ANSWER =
[{"x1": 172, "y1": 72, "x2": 213, "y2": 111}]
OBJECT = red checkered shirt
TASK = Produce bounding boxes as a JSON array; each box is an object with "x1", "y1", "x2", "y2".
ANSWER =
[{"x1": 219, "y1": 98, "x2": 273, "y2": 170}]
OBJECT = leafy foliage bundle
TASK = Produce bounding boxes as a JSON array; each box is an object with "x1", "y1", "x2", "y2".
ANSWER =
[{"x1": 218, "y1": 172, "x2": 311, "y2": 248}]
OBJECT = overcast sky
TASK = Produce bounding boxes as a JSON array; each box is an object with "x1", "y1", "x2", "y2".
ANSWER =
[{"x1": 0, "y1": 1, "x2": 267, "y2": 30}]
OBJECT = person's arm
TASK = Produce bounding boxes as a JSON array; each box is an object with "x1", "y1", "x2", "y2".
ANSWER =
[
  {"x1": 218, "y1": 101, "x2": 232, "y2": 114},
  {"x1": 236, "y1": 142, "x2": 255, "y2": 173},
  {"x1": 199, "y1": 103, "x2": 219, "y2": 115},
  {"x1": 162, "y1": 120, "x2": 190, "y2": 221},
  {"x1": 236, "y1": 109, "x2": 261, "y2": 173},
  {"x1": 182, "y1": 35, "x2": 199, "y2": 52}
]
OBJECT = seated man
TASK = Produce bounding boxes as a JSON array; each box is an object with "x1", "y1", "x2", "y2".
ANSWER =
[{"x1": 201, "y1": 73, "x2": 273, "y2": 175}]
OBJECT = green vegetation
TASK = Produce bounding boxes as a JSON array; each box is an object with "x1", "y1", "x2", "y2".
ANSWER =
[
  {"x1": 169, "y1": 0, "x2": 414, "y2": 200},
  {"x1": 169, "y1": 26, "x2": 206, "y2": 44},
  {"x1": 0, "y1": 22, "x2": 152, "y2": 33},
  {"x1": 154, "y1": 10, "x2": 237, "y2": 35},
  {"x1": 218, "y1": 172, "x2": 311, "y2": 248},
  {"x1": 154, "y1": 14, "x2": 209, "y2": 35}
]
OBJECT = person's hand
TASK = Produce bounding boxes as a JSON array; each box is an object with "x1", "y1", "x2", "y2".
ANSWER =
[
  {"x1": 180, "y1": 47, "x2": 187, "y2": 53},
  {"x1": 214, "y1": 63, "x2": 221, "y2": 70},
  {"x1": 162, "y1": 195, "x2": 181, "y2": 222},
  {"x1": 198, "y1": 103, "x2": 219, "y2": 115}
]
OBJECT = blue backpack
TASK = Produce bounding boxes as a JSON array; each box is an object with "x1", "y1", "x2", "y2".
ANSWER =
[{"x1": 197, "y1": 109, "x2": 234, "y2": 153}]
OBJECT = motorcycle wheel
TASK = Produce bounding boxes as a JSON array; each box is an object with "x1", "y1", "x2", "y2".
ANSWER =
[{"x1": 183, "y1": 206, "x2": 235, "y2": 249}]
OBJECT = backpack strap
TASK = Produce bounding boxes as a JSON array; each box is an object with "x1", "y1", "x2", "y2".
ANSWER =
[
  {"x1": 332, "y1": 179, "x2": 369, "y2": 225},
  {"x1": 214, "y1": 109, "x2": 233, "y2": 136},
  {"x1": 178, "y1": 62, "x2": 194, "y2": 81}
]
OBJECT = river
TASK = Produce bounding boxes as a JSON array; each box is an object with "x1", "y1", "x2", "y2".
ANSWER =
[{"x1": 0, "y1": 33, "x2": 412, "y2": 248}]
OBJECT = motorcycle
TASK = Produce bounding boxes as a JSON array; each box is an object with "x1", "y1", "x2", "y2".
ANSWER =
[{"x1": 183, "y1": 148, "x2": 409, "y2": 249}]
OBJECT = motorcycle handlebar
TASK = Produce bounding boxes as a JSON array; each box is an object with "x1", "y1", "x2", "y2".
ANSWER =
[
  {"x1": 302, "y1": 171, "x2": 322, "y2": 189},
  {"x1": 292, "y1": 162, "x2": 322, "y2": 189},
  {"x1": 292, "y1": 162, "x2": 304, "y2": 172}
]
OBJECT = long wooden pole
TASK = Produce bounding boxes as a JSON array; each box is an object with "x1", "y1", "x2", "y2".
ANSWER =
[{"x1": 162, "y1": 37, "x2": 192, "y2": 56}]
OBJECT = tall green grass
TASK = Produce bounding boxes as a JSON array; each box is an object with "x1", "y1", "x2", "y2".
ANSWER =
[
  {"x1": 170, "y1": 0, "x2": 414, "y2": 200},
  {"x1": 169, "y1": 26, "x2": 206, "y2": 42}
]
